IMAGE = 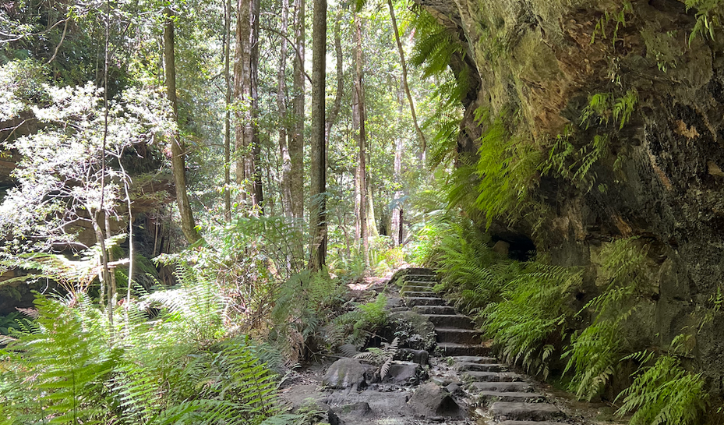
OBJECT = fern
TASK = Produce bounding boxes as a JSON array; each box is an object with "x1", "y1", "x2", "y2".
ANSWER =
[
  {"x1": 474, "y1": 114, "x2": 541, "y2": 228},
  {"x1": 686, "y1": 0, "x2": 724, "y2": 43},
  {"x1": 354, "y1": 337, "x2": 399, "y2": 379},
  {"x1": 616, "y1": 354, "x2": 708, "y2": 425},
  {"x1": 563, "y1": 237, "x2": 649, "y2": 401}
]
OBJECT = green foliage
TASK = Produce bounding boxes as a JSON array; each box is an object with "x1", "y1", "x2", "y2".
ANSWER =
[
  {"x1": 429, "y1": 219, "x2": 517, "y2": 315},
  {"x1": 0, "y1": 312, "x2": 33, "y2": 336},
  {"x1": 330, "y1": 293, "x2": 389, "y2": 347},
  {"x1": 563, "y1": 237, "x2": 649, "y2": 401},
  {"x1": 409, "y1": 10, "x2": 463, "y2": 79},
  {"x1": 473, "y1": 114, "x2": 541, "y2": 227},
  {"x1": 354, "y1": 337, "x2": 399, "y2": 379},
  {"x1": 590, "y1": 2, "x2": 633, "y2": 47},
  {"x1": 271, "y1": 270, "x2": 345, "y2": 362},
  {"x1": 686, "y1": 0, "x2": 724, "y2": 43},
  {"x1": 484, "y1": 263, "x2": 582, "y2": 378},
  {"x1": 0, "y1": 288, "x2": 281, "y2": 425},
  {"x1": 616, "y1": 336, "x2": 708, "y2": 425},
  {"x1": 0, "y1": 296, "x2": 118, "y2": 424}
]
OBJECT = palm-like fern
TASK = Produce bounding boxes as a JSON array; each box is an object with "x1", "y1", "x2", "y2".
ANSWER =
[{"x1": 354, "y1": 337, "x2": 399, "y2": 379}]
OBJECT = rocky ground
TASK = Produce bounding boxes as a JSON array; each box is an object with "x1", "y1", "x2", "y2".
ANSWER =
[{"x1": 278, "y1": 268, "x2": 627, "y2": 425}]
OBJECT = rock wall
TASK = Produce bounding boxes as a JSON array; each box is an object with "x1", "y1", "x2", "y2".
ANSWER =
[{"x1": 418, "y1": 0, "x2": 724, "y2": 398}]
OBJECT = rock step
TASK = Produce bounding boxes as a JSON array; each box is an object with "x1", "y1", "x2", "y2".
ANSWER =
[
  {"x1": 455, "y1": 362, "x2": 506, "y2": 372},
  {"x1": 403, "y1": 268, "x2": 435, "y2": 275},
  {"x1": 435, "y1": 328, "x2": 483, "y2": 344},
  {"x1": 476, "y1": 392, "x2": 546, "y2": 404},
  {"x1": 414, "y1": 305, "x2": 456, "y2": 315},
  {"x1": 452, "y1": 356, "x2": 498, "y2": 364},
  {"x1": 406, "y1": 297, "x2": 446, "y2": 307},
  {"x1": 463, "y1": 371, "x2": 524, "y2": 382},
  {"x1": 402, "y1": 277, "x2": 438, "y2": 285},
  {"x1": 498, "y1": 422, "x2": 566, "y2": 425},
  {"x1": 400, "y1": 285, "x2": 434, "y2": 293},
  {"x1": 469, "y1": 381, "x2": 533, "y2": 393},
  {"x1": 423, "y1": 314, "x2": 476, "y2": 329},
  {"x1": 437, "y1": 342, "x2": 490, "y2": 357},
  {"x1": 491, "y1": 402, "x2": 564, "y2": 422},
  {"x1": 403, "y1": 291, "x2": 437, "y2": 298}
]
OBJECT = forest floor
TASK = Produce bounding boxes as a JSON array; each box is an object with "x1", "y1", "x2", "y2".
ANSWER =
[{"x1": 278, "y1": 269, "x2": 627, "y2": 425}]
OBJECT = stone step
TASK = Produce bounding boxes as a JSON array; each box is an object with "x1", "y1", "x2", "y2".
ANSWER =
[
  {"x1": 476, "y1": 392, "x2": 546, "y2": 404},
  {"x1": 435, "y1": 328, "x2": 483, "y2": 344},
  {"x1": 400, "y1": 285, "x2": 434, "y2": 293},
  {"x1": 462, "y1": 371, "x2": 525, "y2": 382},
  {"x1": 423, "y1": 314, "x2": 476, "y2": 329},
  {"x1": 491, "y1": 402, "x2": 564, "y2": 422},
  {"x1": 403, "y1": 268, "x2": 435, "y2": 275},
  {"x1": 437, "y1": 342, "x2": 490, "y2": 357},
  {"x1": 403, "y1": 291, "x2": 437, "y2": 298},
  {"x1": 402, "y1": 277, "x2": 438, "y2": 284},
  {"x1": 406, "y1": 297, "x2": 446, "y2": 307},
  {"x1": 414, "y1": 305, "x2": 457, "y2": 315},
  {"x1": 469, "y1": 382, "x2": 534, "y2": 393},
  {"x1": 498, "y1": 422, "x2": 566, "y2": 425},
  {"x1": 455, "y1": 362, "x2": 506, "y2": 372},
  {"x1": 452, "y1": 356, "x2": 498, "y2": 364}
]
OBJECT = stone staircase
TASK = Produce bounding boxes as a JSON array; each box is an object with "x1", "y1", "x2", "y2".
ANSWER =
[{"x1": 398, "y1": 268, "x2": 567, "y2": 425}]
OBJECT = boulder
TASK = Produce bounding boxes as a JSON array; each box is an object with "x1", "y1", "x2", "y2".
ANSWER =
[
  {"x1": 407, "y1": 382, "x2": 465, "y2": 419},
  {"x1": 323, "y1": 358, "x2": 373, "y2": 389},
  {"x1": 383, "y1": 361, "x2": 423, "y2": 385}
]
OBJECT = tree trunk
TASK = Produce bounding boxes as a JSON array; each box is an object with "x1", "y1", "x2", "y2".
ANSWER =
[
  {"x1": 250, "y1": 0, "x2": 264, "y2": 211},
  {"x1": 353, "y1": 11, "x2": 369, "y2": 268},
  {"x1": 224, "y1": 0, "x2": 233, "y2": 221},
  {"x1": 324, "y1": 8, "x2": 344, "y2": 144},
  {"x1": 234, "y1": 0, "x2": 263, "y2": 212},
  {"x1": 277, "y1": 0, "x2": 293, "y2": 218},
  {"x1": 387, "y1": 0, "x2": 427, "y2": 152},
  {"x1": 367, "y1": 180, "x2": 378, "y2": 237},
  {"x1": 309, "y1": 0, "x2": 327, "y2": 271},
  {"x1": 290, "y1": 0, "x2": 305, "y2": 220},
  {"x1": 164, "y1": 8, "x2": 201, "y2": 244},
  {"x1": 391, "y1": 85, "x2": 404, "y2": 245}
]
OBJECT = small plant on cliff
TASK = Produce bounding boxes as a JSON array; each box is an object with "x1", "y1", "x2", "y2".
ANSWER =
[{"x1": 686, "y1": 0, "x2": 724, "y2": 44}]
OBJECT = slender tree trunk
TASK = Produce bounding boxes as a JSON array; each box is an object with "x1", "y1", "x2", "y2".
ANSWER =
[
  {"x1": 290, "y1": 0, "x2": 305, "y2": 220},
  {"x1": 324, "y1": 8, "x2": 344, "y2": 144},
  {"x1": 234, "y1": 0, "x2": 263, "y2": 211},
  {"x1": 164, "y1": 8, "x2": 201, "y2": 244},
  {"x1": 309, "y1": 0, "x2": 327, "y2": 271},
  {"x1": 387, "y1": 0, "x2": 427, "y2": 152},
  {"x1": 250, "y1": 0, "x2": 264, "y2": 211},
  {"x1": 277, "y1": 0, "x2": 293, "y2": 218},
  {"x1": 353, "y1": 11, "x2": 369, "y2": 268},
  {"x1": 391, "y1": 85, "x2": 404, "y2": 245},
  {"x1": 367, "y1": 180, "x2": 378, "y2": 237},
  {"x1": 224, "y1": 0, "x2": 233, "y2": 221}
]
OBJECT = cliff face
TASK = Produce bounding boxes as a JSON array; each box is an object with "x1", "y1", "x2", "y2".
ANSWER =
[{"x1": 420, "y1": 0, "x2": 724, "y2": 397}]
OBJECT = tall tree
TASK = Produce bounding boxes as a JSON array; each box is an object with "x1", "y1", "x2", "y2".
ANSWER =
[
  {"x1": 235, "y1": 0, "x2": 263, "y2": 211},
  {"x1": 224, "y1": 0, "x2": 233, "y2": 221},
  {"x1": 164, "y1": 7, "x2": 201, "y2": 244},
  {"x1": 277, "y1": 0, "x2": 293, "y2": 218},
  {"x1": 290, "y1": 0, "x2": 305, "y2": 220},
  {"x1": 352, "y1": 10, "x2": 369, "y2": 268},
  {"x1": 387, "y1": 0, "x2": 427, "y2": 152},
  {"x1": 325, "y1": 8, "x2": 344, "y2": 145},
  {"x1": 391, "y1": 85, "x2": 404, "y2": 245},
  {"x1": 308, "y1": 0, "x2": 326, "y2": 271}
]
